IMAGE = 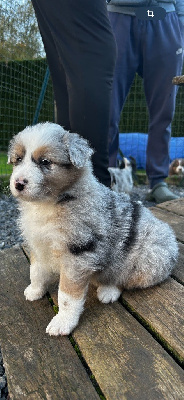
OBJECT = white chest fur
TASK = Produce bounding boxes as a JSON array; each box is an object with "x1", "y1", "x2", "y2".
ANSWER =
[{"x1": 19, "y1": 201, "x2": 69, "y2": 257}]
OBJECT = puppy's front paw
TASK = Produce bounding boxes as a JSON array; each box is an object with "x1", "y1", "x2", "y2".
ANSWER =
[
  {"x1": 97, "y1": 285, "x2": 121, "y2": 304},
  {"x1": 46, "y1": 313, "x2": 78, "y2": 336},
  {"x1": 24, "y1": 284, "x2": 45, "y2": 301}
]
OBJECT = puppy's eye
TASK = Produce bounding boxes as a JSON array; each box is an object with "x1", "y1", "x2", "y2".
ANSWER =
[
  {"x1": 15, "y1": 157, "x2": 22, "y2": 164},
  {"x1": 39, "y1": 159, "x2": 52, "y2": 168},
  {"x1": 40, "y1": 159, "x2": 51, "y2": 165}
]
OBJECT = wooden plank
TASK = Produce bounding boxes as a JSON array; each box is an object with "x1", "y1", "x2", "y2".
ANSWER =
[
  {"x1": 173, "y1": 243, "x2": 184, "y2": 282},
  {"x1": 156, "y1": 198, "x2": 184, "y2": 217},
  {"x1": 150, "y1": 207, "x2": 184, "y2": 242},
  {"x1": 0, "y1": 246, "x2": 99, "y2": 400},
  {"x1": 122, "y1": 278, "x2": 184, "y2": 360},
  {"x1": 172, "y1": 74, "x2": 184, "y2": 85},
  {"x1": 51, "y1": 286, "x2": 184, "y2": 400},
  {"x1": 150, "y1": 205, "x2": 184, "y2": 281}
]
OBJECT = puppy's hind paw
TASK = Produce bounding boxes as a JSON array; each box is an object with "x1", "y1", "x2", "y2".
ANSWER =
[
  {"x1": 24, "y1": 284, "x2": 45, "y2": 301},
  {"x1": 97, "y1": 285, "x2": 121, "y2": 304}
]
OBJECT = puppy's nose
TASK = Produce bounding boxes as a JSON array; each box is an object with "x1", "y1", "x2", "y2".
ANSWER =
[{"x1": 15, "y1": 178, "x2": 28, "y2": 191}]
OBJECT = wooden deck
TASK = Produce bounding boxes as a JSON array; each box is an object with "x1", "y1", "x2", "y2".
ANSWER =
[{"x1": 0, "y1": 199, "x2": 184, "y2": 399}]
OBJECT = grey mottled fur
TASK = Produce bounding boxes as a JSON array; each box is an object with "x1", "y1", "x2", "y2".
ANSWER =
[{"x1": 9, "y1": 123, "x2": 178, "y2": 330}]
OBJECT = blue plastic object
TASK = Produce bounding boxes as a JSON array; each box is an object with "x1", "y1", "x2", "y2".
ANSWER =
[{"x1": 119, "y1": 133, "x2": 184, "y2": 169}]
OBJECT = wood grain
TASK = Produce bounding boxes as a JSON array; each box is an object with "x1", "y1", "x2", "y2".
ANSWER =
[
  {"x1": 173, "y1": 243, "x2": 184, "y2": 282},
  {"x1": 172, "y1": 75, "x2": 184, "y2": 85},
  {"x1": 0, "y1": 246, "x2": 99, "y2": 400},
  {"x1": 150, "y1": 207, "x2": 184, "y2": 242},
  {"x1": 122, "y1": 278, "x2": 184, "y2": 360},
  {"x1": 72, "y1": 294, "x2": 184, "y2": 400},
  {"x1": 156, "y1": 198, "x2": 184, "y2": 217},
  {"x1": 50, "y1": 285, "x2": 184, "y2": 400}
]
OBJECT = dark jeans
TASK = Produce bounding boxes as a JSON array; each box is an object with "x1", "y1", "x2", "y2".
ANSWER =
[
  {"x1": 31, "y1": 0, "x2": 116, "y2": 187},
  {"x1": 108, "y1": 11, "x2": 183, "y2": 188}
]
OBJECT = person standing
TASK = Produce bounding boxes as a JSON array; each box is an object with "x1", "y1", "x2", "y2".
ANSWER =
[
  {"x1": 108, "y1": 0, "x2": 184, "y2": 202},
  {"x1": 31, "y1": 0, "x2": 117, "y2": 187}
]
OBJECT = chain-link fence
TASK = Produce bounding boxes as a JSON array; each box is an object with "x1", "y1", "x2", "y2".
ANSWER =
[
  {"x1": 118, "y1": 71, "x2": 184, "y2": 168},
  {"x1": 0, "y1": 0, "x2": 54, "y2": 177},
  {"x1": 0, "y1": 0, "x2": 184, "y2": 177},
  {"x1": 119, "y1": 72, "x2": 184, "y2": 137}
]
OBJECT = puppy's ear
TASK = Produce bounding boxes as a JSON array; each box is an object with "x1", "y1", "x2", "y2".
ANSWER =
[
  {"x1": 64, "y1": 133, "x2": 94, "y2": 168},
  {"x1": 119, "y1": 159, "x2": 125, "y2": 170}
]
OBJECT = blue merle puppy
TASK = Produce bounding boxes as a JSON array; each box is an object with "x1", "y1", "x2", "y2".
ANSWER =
[{"x1": 8, "y1": 122, "x2": 178, "y2": 336}]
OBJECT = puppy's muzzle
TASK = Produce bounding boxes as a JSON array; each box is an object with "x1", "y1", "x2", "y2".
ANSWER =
[{"x1": 15, "y1": 178, "x2": 28, "y2": 192}]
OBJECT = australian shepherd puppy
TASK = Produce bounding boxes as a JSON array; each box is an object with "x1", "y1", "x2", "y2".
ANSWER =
[
  {"x1": 169, "y1": 159, "x2": 184, "y2": 176},
  {"x1": 8, "y1": 123, "x2": 178, "y2": 336}
]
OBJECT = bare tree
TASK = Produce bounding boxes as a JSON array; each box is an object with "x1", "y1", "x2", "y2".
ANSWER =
[{"x1": 0, "y1": 0, "x2": 44, "y2": 61}]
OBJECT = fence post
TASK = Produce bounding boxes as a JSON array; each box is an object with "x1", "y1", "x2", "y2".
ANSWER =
[{"x1": 32, "y1": 66, "x2": 50, "y2": 125}]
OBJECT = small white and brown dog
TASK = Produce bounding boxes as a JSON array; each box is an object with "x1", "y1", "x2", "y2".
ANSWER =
[
  {"x1": 8, "y1": 123, "x2": 178, "y2": 336},
  {"x1": 108, "y1": 157, "x2": 135, "y2": 194},
  {"x1": 169, "y1": 158, "x2": 184, "y2": 176}
]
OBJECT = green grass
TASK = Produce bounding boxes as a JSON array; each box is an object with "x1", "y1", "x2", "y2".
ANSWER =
[
  {"x1": 0, "y1": 152, "x2": 12, "y2": 175},
  {"x1": 0, "y1": 152, "x2": 12, "y2": 194}
]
